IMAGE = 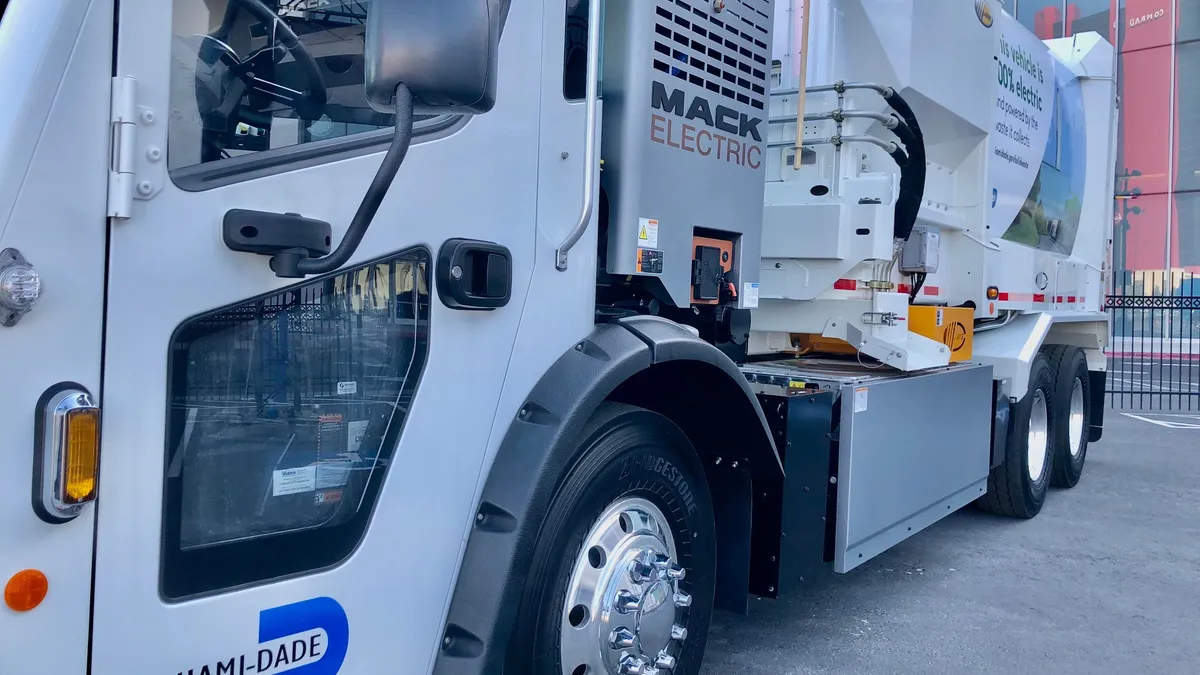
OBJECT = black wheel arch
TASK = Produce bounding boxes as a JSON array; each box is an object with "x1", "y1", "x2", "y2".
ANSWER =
[{"x1": 430, "y1": 316, "x2": 782, "y2": 675}]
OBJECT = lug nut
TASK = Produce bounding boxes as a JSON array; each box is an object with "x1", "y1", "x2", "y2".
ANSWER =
[
  {"x1": 670, "y1": 624, "x2": 688, "y2": 641},
  {"x1": 673, "y1": 592, "x2": 692, "y2": 608},
  {"x1": 619, "y1": 655, "x2": 648, "y2": 675},
  {"x1": 631, "y1": 559, "x2": 656, "y2": 584},
  {"x1": 655, "y1": 651, "x2": 678, "y2": 671},
  {"x1": 616, "y1": 590, "x2": 640, "y2": 613},
  {"x1": 656, "y1": 561, "x2": 686, "y2": 581},
  {"x1": 609, "y1": 627, "x2": 636, "y2": 650}
]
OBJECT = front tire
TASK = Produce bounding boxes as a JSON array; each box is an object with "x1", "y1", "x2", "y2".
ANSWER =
[
  {"x1": 506, "y1": 402, "x2": 717, "y2": 675},
  {"x1": 978, "y1": 351, "x2": 1056, "y2": 518}
]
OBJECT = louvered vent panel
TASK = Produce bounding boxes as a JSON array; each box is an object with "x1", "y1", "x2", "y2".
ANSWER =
[{"x1": 650, "y1": 0, "x2": 771, "y2": 110}]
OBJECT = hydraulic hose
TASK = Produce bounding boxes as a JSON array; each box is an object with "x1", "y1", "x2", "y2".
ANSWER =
[{"x1": 882, "y1": 90, "x2": 926, "y2": 243}]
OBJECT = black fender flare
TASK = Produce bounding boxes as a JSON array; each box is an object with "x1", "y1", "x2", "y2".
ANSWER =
[{"x1": 431, "y1": 316, "x2": 781, "y2": 674}]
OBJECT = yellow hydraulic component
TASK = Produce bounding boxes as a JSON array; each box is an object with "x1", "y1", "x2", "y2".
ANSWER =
[
  {"x1": 909, "y1": 306, "x2": 974, "y2": 362},
  {"x1": 791, "y1": 334, "x2": 858, "y2": 356}
]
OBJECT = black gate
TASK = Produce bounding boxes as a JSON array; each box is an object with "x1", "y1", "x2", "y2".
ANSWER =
[{"x1": 1105, "y1": 270, "x2": 1200, "y2": 410}]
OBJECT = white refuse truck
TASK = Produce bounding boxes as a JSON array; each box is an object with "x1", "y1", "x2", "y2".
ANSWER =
[{"x1": 0, "y1": 0, "x2": 1115, "y2": 673}]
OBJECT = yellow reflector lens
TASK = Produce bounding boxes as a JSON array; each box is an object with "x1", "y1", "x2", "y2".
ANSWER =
[
  {"x1": 62, "y1": 407, "x2": 99, "y2": 504},
  {"x1": 986, "y1": 286, "x2": 1000, "y2": 300},
  {"x1": 4, "y1": 569, "x2": 48, "y2": 612}
]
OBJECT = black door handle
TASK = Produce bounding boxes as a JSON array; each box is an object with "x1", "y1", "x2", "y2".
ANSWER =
[{"x1": 436, "y1": 239, "x2": 512, "y2": 310}]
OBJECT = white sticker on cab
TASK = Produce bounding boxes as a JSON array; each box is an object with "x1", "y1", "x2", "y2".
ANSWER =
[{"x1": 273, "y1": 466, "x2": 317, "y2": 497}]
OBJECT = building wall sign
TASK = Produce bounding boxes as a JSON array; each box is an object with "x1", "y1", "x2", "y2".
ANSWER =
[{"x1": 1129, "y1": 9, "x2": 1166, "y2": 28}]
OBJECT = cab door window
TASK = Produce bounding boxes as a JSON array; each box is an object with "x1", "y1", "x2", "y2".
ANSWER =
[
  {"x1": 161, "y1": 251, "x2": 431, "y2": 601},
  {"x1": 166, "y1": 0, "x2": 453, "y2": 186}
]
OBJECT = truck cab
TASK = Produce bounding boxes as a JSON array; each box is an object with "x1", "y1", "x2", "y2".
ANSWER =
[
  {"x1": 0, "y1": 1, "x2": 1114, "y2": 674},
  {"x1": 1, "y1": 0, "x2": 599, "y2": 672}
]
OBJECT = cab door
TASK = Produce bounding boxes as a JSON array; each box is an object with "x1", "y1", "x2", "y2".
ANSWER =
[{"x1": 91, "y1": 1, "x2": 547, "y2": 672}]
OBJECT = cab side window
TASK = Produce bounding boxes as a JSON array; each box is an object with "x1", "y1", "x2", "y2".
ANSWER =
[
  {"x1": 564, "y1": 0, "x2": 590, "y2": 100},
  {"x1": 161, "y1": 251, "x2": 431, "y2": 600},
  {"x1": 167, "y1": 0, "x2": 444, "y2": 181}
]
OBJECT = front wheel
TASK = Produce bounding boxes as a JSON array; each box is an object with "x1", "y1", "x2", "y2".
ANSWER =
[{"x1": 506, "y1": 403, "x2": 717, "y2": 675}]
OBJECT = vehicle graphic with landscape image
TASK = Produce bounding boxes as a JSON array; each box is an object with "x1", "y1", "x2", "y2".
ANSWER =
[{"x1": 1001, "y1": 57, "x2": 1086, "y2": 256}]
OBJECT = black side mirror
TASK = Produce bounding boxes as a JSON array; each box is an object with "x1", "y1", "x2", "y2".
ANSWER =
[{"x1": 364, "y1": 0, "x2": 511, "y2": 115}]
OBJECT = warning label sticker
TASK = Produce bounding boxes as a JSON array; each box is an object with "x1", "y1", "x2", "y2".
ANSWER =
[
  {"x1": 637, "y1": 217, "x2": 659, "y2": 249},
  {"x1": 853, "y1": 387, "x2": 869, "y2": 414}
]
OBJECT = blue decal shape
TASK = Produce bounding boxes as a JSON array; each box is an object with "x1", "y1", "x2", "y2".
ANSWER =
[
  {"x1": 992, "y1": 188, "x2": 998, "y2": 208},
  {"x1": 258, "y1": 597, "x2": 349, "y2": 675}
]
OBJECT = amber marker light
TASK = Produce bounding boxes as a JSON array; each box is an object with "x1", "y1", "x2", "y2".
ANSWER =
[{"x1": 35, "y1": 385, "x2": 101, "y2": 523}]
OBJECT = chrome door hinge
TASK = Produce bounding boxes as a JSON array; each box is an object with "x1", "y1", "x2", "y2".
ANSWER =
[{"x1": 107, "y1": 76, "x2": 165, "y2": 219}]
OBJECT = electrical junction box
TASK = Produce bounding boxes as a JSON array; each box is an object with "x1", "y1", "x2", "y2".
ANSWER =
[
  {"x1": 599, "y1": 0, "x2": 773, "y2": 309},
  {"x1": 900, "y1": 225, "x2": 941, "y2": 274},
  {"x1": 908, "y1": 305, "x2": 974, "y2": 362}
]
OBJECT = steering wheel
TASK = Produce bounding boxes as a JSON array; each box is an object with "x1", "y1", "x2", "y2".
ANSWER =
[{"x1": 193, "y1": 0, "x2": 328, "y2": 159}]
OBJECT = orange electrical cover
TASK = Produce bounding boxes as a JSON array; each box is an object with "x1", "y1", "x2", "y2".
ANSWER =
[{"x1": 909, "y1": 306, "x2": 974, "y2": 362}]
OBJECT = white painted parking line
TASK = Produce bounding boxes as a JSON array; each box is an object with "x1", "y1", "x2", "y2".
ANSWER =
[{"x1": 1120, "y1": 413, "x2": 1200, "y2": 429}]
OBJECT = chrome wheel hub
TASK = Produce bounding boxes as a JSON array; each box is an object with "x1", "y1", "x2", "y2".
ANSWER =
[
  {"x1": 1068, "y1": 378, "x2": 1085, "y2": 458},
  {"x1": 1028, "y1": 389, "x2": 1049, "y2": 483},
  {"x1": 560, "y1": 497, "x2": 689, "y2": 675}
]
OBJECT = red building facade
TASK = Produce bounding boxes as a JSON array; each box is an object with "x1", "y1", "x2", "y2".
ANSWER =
[{"x1": 1006, "y1": 0, "x2": 1200, "y2": 277}]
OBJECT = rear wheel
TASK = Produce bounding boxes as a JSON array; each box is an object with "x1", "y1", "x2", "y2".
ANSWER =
[
  {"x1": 506, "y1": 403, "x2": 716, "y2": 675},
  {"x1": 978, "y1": 351, "x2": 1056, "y2": 518},
  {"x1": 1049, "y1": 347, "x2": 1090, "y2": 488}
]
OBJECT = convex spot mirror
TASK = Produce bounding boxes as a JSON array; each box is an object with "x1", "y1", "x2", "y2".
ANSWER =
[{"x1": 365, "y1": 0, "x2": 512, "y2": 115}]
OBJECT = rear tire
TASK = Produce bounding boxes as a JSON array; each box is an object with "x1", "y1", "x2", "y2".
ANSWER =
[
  {"x1": 1048, "y1": 347, "x2": 1090, "y2": 488},
  {"x1": 978, "y1": 351, "x2": 1056, "y2": 519},
  {"x1": 506, "y1": 402, "x2": 717, "y2": 675}
]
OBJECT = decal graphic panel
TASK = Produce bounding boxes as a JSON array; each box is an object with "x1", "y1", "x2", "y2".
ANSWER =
[{"x1": 990, "y1": 12, "x2": 1087, "y2": 256}]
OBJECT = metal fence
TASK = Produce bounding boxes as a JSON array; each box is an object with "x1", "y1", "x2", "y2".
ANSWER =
[{"x1": 1105, "y1": 270, "x2": 1200, "y2": 410}]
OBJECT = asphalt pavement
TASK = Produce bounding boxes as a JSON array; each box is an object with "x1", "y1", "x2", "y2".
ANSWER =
[{"x1": 701, "y1": 409, "x2": 1200, "y2": 674}]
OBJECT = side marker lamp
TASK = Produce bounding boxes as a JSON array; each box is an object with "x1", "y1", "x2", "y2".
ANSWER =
[
  {"x1": 34, "y1": 385, "x2": 101, "y2": 523},
  {"x1": 0, "y1": 248, "x2": 42, "y2": 327}
]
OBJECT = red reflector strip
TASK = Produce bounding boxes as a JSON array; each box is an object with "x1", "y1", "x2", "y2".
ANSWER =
[
  {"x1": 1033, "y1": 294, "x2": 1046, "y2": 303},
  {"x1": 1067, "y1": 296, "x2": 1076, "y2": 303},
  {"x1": 834, "y1": 279, "x2": 858, "y2": 291},
  {"x1": 998, "y1": 292, "x2": 1010, "y2": 301},
  {"x1": 898, "y1": 284, "x2": 911, "y2": 294},
  {"x1": 923, "y1": 286, "x2": 940, "y2": 296}
]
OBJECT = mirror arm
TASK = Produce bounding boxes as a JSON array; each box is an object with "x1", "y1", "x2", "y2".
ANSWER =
[
  {"x1": 554, "y1": 0, "x2": 604, "y2": 272},
  {"x1": 270, "y1": 84, "x2": 415, "y2": 278}
]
